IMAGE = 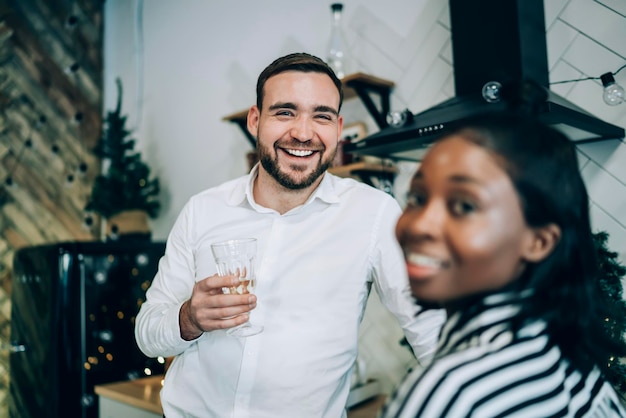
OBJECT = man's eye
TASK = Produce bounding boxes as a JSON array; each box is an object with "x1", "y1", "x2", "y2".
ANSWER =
[
  {"x1": 275, "y1": 110, "x2": 293, "y2": 116},
  {"x1": 316, "y1": 114, "x2": 333, "y2": 121}
]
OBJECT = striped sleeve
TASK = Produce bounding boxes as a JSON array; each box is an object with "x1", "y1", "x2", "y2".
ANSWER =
[{"x1": 381, "y1": 335, "x2": 626, "y2": 417}]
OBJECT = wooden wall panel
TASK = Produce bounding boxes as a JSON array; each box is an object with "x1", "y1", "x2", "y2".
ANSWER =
[{"x1": 0, "y1": 0, "x2": 103, "y2": 415}]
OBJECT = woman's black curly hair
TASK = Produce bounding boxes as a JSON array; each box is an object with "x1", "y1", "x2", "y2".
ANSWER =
[{"x1": 442, "y1": 109, "x2": 626, "y2": 381}]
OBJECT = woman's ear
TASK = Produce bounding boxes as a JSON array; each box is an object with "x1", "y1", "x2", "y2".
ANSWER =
[{"x1": 523, "y1": 223, "x2": 561, "y2": 263}]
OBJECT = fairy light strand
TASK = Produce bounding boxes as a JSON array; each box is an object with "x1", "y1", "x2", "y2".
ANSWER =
[{"x1": 550, "y1": 63, "x2": 626, "y2": 86}]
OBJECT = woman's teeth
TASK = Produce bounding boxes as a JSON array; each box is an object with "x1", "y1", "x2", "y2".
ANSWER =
[{"x1": 407, "y1": 253, "x2": 443, "y2": 268}]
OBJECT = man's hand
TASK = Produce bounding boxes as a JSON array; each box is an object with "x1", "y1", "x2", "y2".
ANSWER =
[{"x1": 179, "y1": 274, "x2": 257, "y2": 340}]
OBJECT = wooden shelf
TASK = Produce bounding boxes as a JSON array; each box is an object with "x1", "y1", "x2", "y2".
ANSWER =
[
  {"x1": 222, "y1": 109, "x2": 249, "y2": 122},
  {"x1": 223, "y1": 72, "x2": 395, "y2": 147},
  {"x1": 330, "y1": 161, "x2": 397, "y2": 193},
  {"x1": 329, "y1": 161, "x2": 396, "y2": 178},
  {"x1": 341, "y1": 73, "x2": 394, "y2": 129}
]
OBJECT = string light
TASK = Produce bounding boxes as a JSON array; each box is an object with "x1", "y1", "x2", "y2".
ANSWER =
[
  {"x1": 65, "y1": 15, "x2": 78, "y2": 30},
  {"x1": 77, "y1": 161, "x2": 89, "y2": 179},
  {"x1": 60, "y1": 22, "x2": 99, "y2": 231},
  {"x1": 600, "y1": 73, "x2": 625, "y2": 106},
  {"x1": 64, "y1": 62, "x2": 80, "y2": 74},
  {"x1": 71, "y1": 111, "x2": 83, "y2": 125},
  {"x1": 0, "y1": 126, "x2": 34, "y2": 197},
  {"x1": 83, "y1": 211, "x2": 95, "y2": 230},
  {"x1": 65, "y1": 173, "x2": 75, "y2": 188},
  {"x1": 35, "y1": 115, "x2": 46, "y2": 130},
  {"x1": 551, "y1": 63, "x2": 626, "y2": 106}
]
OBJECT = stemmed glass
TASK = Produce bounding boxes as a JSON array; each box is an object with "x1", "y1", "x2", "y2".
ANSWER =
[{"x1": 210, "y1": 238, "x2": 263, "y2": 337}]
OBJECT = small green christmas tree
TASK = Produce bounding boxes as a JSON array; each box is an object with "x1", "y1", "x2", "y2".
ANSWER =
[
  {"x1": 86, "y1": 78, "x2": 160, "y2": 219},
  {"x1": 594, "y1": 231, "x2": 626, "y2": 394}
]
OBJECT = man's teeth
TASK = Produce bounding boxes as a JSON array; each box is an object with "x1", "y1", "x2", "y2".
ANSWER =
[
  {"x1": 286, "y1": 149, "x2": 313, "y2": 157},
  {"x1": 407, "y1": 254, "x2": 443, "y2": 268}
]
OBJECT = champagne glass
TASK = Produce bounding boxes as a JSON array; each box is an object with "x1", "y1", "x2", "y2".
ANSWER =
[{"x1": 210, "y1": 238, "x2": 263, "y2": 337}]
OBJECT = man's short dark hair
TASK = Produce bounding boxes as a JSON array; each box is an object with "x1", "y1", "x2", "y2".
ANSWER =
[{"x1": 255, "y1": 52, "x2": 344, "y2": 112}]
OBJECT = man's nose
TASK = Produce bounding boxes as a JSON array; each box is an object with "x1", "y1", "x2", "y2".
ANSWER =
[{"x1": 289, "y1": 117, "x2": 313, "y2": 142}]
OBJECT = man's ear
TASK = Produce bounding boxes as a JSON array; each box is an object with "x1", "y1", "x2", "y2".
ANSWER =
[
  {"x1": 247, "y1": 105, "x2": 260, "y2": 139},
  {"x1": 337, "y1": 114, "x2": 344, "y2": 141},
  {"x1": 523, "y1": 223, "x2": 561, "y2": 263}
]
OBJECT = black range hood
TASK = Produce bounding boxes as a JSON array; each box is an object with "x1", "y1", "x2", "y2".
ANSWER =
[{"x1": 345, "y1": 0, "x2": 625, "y2": 161}]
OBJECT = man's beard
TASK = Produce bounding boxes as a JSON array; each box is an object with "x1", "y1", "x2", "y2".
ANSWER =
[{"x1": 257, "y1": 140, "x2": 336, "y2": 190}]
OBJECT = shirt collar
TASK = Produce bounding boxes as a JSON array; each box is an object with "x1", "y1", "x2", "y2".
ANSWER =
[{"x1": 227, "y1": 163, "x2": 342, "y2": 210}]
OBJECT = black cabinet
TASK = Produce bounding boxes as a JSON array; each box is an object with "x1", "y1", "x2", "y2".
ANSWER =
[{"x1": 9, "y1": 240, "x2": 165, "y2": 418}]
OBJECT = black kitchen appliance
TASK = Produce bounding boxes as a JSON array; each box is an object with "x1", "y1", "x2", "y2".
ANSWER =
[{"x1": 9, "y1": 240, "x2": 165, "y2": 418}]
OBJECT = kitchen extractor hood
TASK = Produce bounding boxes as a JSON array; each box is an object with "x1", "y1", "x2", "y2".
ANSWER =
[{"x1": 344, "y1": 0, "x2": 625, "y2": 161}]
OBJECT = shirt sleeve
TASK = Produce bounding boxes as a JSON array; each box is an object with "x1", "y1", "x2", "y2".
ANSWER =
[
  {"x1": 371, "y1": 196, "x2": 446, "y2": 366},
  {"x1": 134, "y1": 200, "x2": 200, "y2": 358}
]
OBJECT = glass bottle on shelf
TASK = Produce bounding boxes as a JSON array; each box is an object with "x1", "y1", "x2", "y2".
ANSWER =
[{"x1": 326, "y1": 3, "x2": 351, "y2": 79}]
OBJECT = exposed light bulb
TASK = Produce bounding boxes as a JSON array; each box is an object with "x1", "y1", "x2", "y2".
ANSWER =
[
  {"x1": 600, "y1": 72, "x2": 624, "y2": 106},
  {"x1": 386, "y1": 109, "x2": 413, "y2": 128},
  {"x1": 482, "y1": 81, "x2": 502, "y2": 103}
]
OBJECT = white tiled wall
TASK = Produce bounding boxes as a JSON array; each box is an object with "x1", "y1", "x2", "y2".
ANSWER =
[{"x1": 352, "y1": 0, "x2": 626, "y2": 394}]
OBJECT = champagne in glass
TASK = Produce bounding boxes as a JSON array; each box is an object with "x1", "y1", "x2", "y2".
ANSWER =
[{"x1": 210, "y1": 238, "x2": 262, "y2": 337}]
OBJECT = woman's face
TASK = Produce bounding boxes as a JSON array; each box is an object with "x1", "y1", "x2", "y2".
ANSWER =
[{"x1": 395, "y1": 135, "x2": 540, "y2": 306}]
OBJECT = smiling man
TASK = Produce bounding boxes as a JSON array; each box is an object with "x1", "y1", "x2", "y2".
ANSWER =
[
  {"x1": 135, "y1": 52, "x2": 445, "y2": 418},
  {"x1": 248, "y1": 67, "x2": 342, "y2": 211}
]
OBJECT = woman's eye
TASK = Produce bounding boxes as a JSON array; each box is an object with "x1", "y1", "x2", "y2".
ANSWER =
[
  {"x1": 450, "y1": 199, "x2": 476, "y2": 216},
  {"x1": 405, "y1": 192, "x2": 427, "y2": 208}
]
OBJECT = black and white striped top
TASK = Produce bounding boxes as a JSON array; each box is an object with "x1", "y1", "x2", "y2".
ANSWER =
[{"x1": 381, "y1": 291, "x2": 626, "y2": 417}]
